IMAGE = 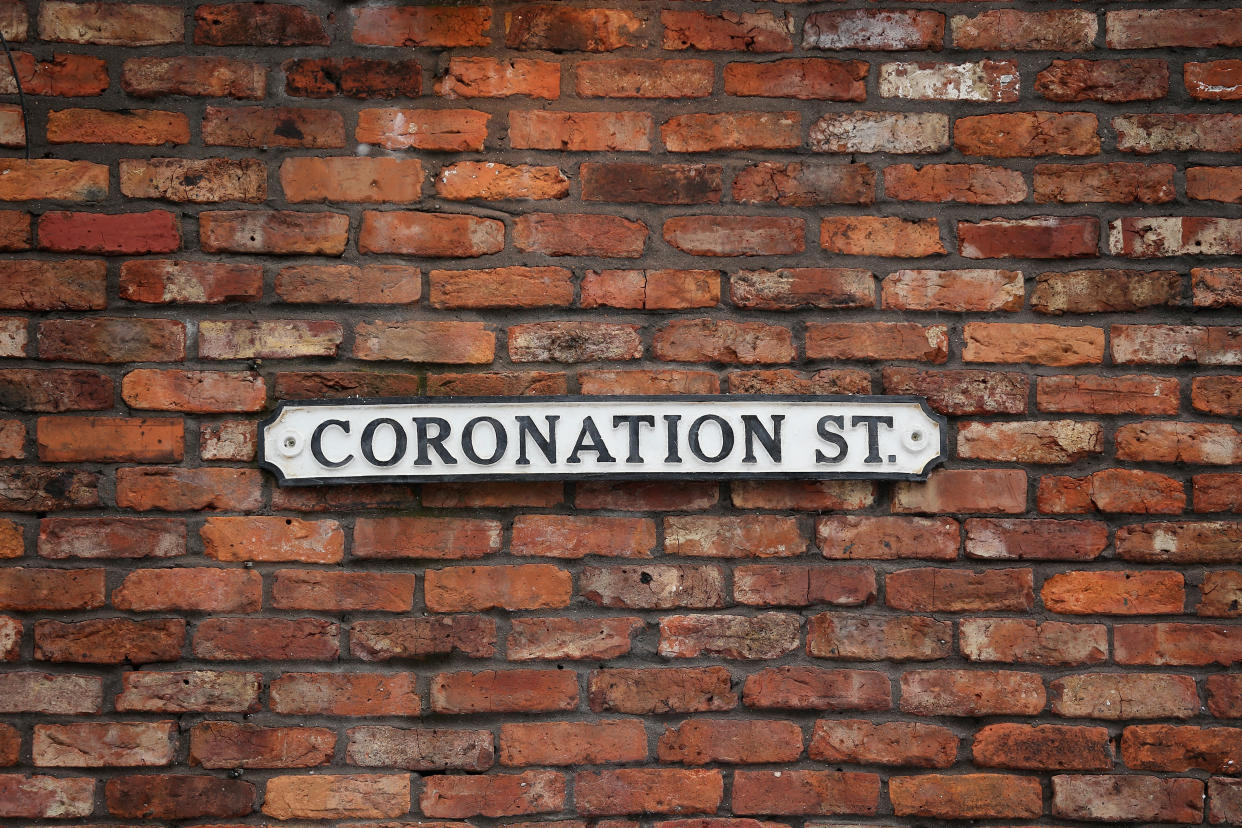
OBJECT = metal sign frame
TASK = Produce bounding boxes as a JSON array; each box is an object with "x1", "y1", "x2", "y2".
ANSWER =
[{"x1": 258, "y1": 394, "x2": 949, "y2": 486}]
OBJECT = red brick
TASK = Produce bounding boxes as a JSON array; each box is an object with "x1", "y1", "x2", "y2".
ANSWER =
[
  {"x1": 735, "y1": 163, "x2": 874, "y2": 207},
  {"x1": 963, "y1": 322, "x2": 1104, "y2": 365},
  {"x1": 39, "y1": 1, "x2": 183, "y2": 45},
  {"x1": 663, "y1": 10, "x2": 791, "y2": 53},
  {"x1": 119, "y1": 260, "x2": 262, "y2": 304},
  {"x1": 431, "y1": 670, "x2": 578, "y2": 714},
  {"x1": 583, "y1": 269, "x2": 720, "y2": 310},
  {"x1": 808, "y1": 613, "x2": 952, "y2": 661},
  {"x1": 810, "y1": 720, "x2": 955, "y2": 767},
  {"x1": 662, "y1": 112, "x2": 798, "y2": 152},
  {"x1": 724, "y1": 59, "x2": 865, "y2": 101},
  {"x1": 0, "y1": 211, "x2": 27, "y2": 249},
  {"x1": 1195, "y1": 475, "x2": 1242, "y2": 513},
  {"x1": 999, "y1": 515, "x2": 1100, "y2": 564},
  {"x1": 1186, "y1": 60, "x2": 1242, "y2": 101},
  {"x1": 285, "y1": 57, "x2": 419, "y2": 99},
  {"x1": 34, "y1": 618, "x2": 183, "y2": 664},
  {"x1": 0, "y1": 672, "x2": 101, "y2": 714},
  {"x1": 194, "y1": 2, "x2": 326, "y2": 46},
  {"x1": 1208, "y1": 675, "x2": 1242, "y2": 718},
  {"x1": 354, "y1": 517, "x2": 500, "y2": 560},
  {"x1": 511, "y1": 515, "x2": 654, "y2": 559},
  {"x1": 34, "y1": 721, "x2": 175, "y2": 767},
  {"x1": 730, "y1": 268, "x2": 871, "y2": 310},
  {"x1": 821, "y1": 216, "x2": 944, "y2": 257},
  {"x1": 351, "y1": 616, "x2": 495, "y2": 661},
  {"x1": 961, "y1": 618, "x2": 1107, "y2": 665},
  {"x1": 201, "y1": 517, "x2": 341, "y2": 564},
  {"x1": 959, "y1": 419, "x2": 1102, "y2": 464},
  {"x1": 263, "y1": 774, "x2": 409, "y2": 820},
  {"x1": 280, "y1": 157, "x2": 422, "y2": 204},
  {"x1": 665, "y1": 216, "x2": 803, "y2": 257},
  {"x1": 0, "y1": 520, "x2": 19, "y2": 559},
  {"x1": 901, "y1": 669, "x2": 1045, "y2": 716},
  {"x1": 577, "y1": 58, "x2": 712, "y2": 98},
  {"x1": 0, "y1": 724, "x2": 15, "y2": 765},
  {"x1": 959, "y1": 216, "x2": 1099, "y2": 259},
  {"x1": 358, "y1": 108, "x2": 489, "y2": 151},
  {"x1": 511, "y1": 110, "x2": 650, "y2": 151},
  {"x1": 1189, "y1": 167, "x2": 1242, "y2": 204},
  {"x1": 952, "y1": 9, "x2": 1096, "y2": 50},
  {"x1": 1038, "y1": 58, "x2": 1169, "y2": 102},
  {"x1": 508, "y1": 617, "x2": 641, "y2": 661},
  {"x1": 1122, "y1": 724, "x2": 1242, "y2": 773},
  {"x1": 880, "y1": 60, "x2": 1020, "y2": 102},
  {"x1": 658, "y1": 613, "x2": 800, "y2": 659},
  {"x1": 1212, "y1": 779, "x2": 1242, "y2": 823},
  {"x1": 425, "y1": 564, "x2": 569, "y2": 612},
  {"x1": 1115, "y1": 114, "x2": 1242, "y2": 154},
  {"x1": 191, "y1": 721, "x2": 333, "y2": 769},
  {"x1": 0, "y1": 51, "x2": 105, "y2": 96},
  {"x1": 654, "y1": 319, "x2": 792, "y2": 364},
  {"x1": 194, "y1": 618, "x2": 338, "y2": 661},
  {"x1": 428, "y1": 373, "x2": 567, "y2": 397},
  {"x1": 727, "y1": 369, "x2": 868, "y2": 395},
  {"x1": 200, "y1": 420, "x2": 255, "y2": 461},
  {"x1": 580, "y1": 565, "x2": 725, "y2": 610},
  {"x1": 200, "y1": 209, "x2": 348, "y2": 255},
  {"x1": 429, "y1": 267, "x2": 569, "y2": 310},
  {"x1": 0, "y1": 259, "x2": 104, "y2": 310},
  {"x1": 1116, "y1": 623, "x2": 1242, "y2": 666},
  {"x1": 577, "y1": 769, "x2": 723, "y2": 816},
  {"x1": 437, "y1": 57, "x2": 559, "y2": 100},
  {"x1": 0, "y1": 103, "x2": 21, "y2": 147},
  {"x1": 883, "y1": 268, "x2": 1022, "y2": 311},
  {"x1": 1116, "y1": 421, "x2": 1242, "y2": 465},
  {"x1": 48, "y1": 108, "x2": 187, "y2": 145},
  {"x1": 589, "y1": 667, "x2": 736, "y2": 714},
  {"x1": 502, "y1": 721, "x2": 644, "y2": 766},
  {"x1": 804, "y1": 9, "x2": 943, "y2": 50},
  {"x1": 360, "y1": 210, "x2": 502, "y2": 257},
  {"x1": 893, "y1": 469, "x2": 1027, "y2": 514},
  {"x1": 38, "y1": 517, "x2": 183, "y2": 560},
  {"x1": 117, "y1": 467, "x2": 261, "y2": 512},
  {"x1": 507, "y1": 5, "x2": 643, "y2": 51},
  {"x1": 0, "y1": 159, "x2": 107, "y2": 202},
  {"x1": 121, "y1": 157, "x2": 265, "y2": 204},
  {"x1": 275, "y1": 371, "x2": 421, "y2": 400},
  {"x1": 123, "y1": 56, "x2": 266, "y2": 99},
  {"x1": 731, "y1": 480, "x2": 875, "y2": 511},
  {"x1": 884, "y1": 164, "x2": 1023, "y2": 204},
  {"x1": 806, "y1": 322, "x2": 947, "y2": 363},
  {"x1": 957, "y1": 112, "x2": 1099, "y2": 157},
  {"x1": 664, "y1": 516, "x2": 803, "y2": 559},
  {"x1": 114, "y1": 568, "x2": 259, "y2": 613},
  {"x1": 123, "y1": 370, "x2": 264, "y2": 414},
  {"x1": 1042, "y1": 570, "x2": 1184, "y2": 615},
  {"x1": 891, "y1": 774, "x2": 1042, "y2": 820},
  {"x1": 810, "y1": 111, "x2": 949, "y2": 154},
  {"x1": 39, "y1": 210, "x2": 179, "y2": 255},
  {"x1": 733, "y1": 770, "x2": 878, "y2": 816},
  {"x1": 423, "y1": 771, "x2": 563, "y2": 818},
  {"x1": 888, "y1": 567, "x2": 1033, "y2": 612},
  {"x1": 352, "y1": 5, "x2": 489, "y2": 47},
  {"x1": 1038, "y1": 469, "x2": 1186, "y2": 515},
  {"x1": 354, "y1": 321, "x2": 494, "y2": 364},
  {"x1": 0, "y1": 419, "x2": 21, "y2": 459},
  {"x1": 1053, "y1": 775, "x2": 1204, "y2": 824},
  {"x1": 1116, "y1": 521, "x2": 1242, "y2": 564},
  {"x1": 510, "y1": 321, "x2": 642, "y2": 362},
  {"x1": 816, "y1": 515, "x2": 957, "y2": 561},
  {"x1": 576, "y1": 481, "x2": 719, "y2": 511},
  {"x1": 0, "y1": 467, "x2": 100, "y2": 511},
  {"x1": 0, "y1": 567, "x2": 103, "y2": 611},
  {"x1": 106, "y1": 774, "x2": 254, "y2": 819},
  {"x1": 582, "y1": 163, "x2": 719, "y2": 205},
  {"x1": 1106, "y1": 8, "x2": 1242, "y2": 48},
  {"x1": 0, "y1": 774, "x2": 94, "y2": 818},
  {"x1": 347, "y1": 726, "x2": 493, "y2": 771},
  {"x1": 580, "y1": 369, "x2": 716, "y2": 395},
  {"x1": 1035, "y1": 162, "x2": 1175, "y2": 204},
  {"x1": 515, "y1": 213, "x2": 647, "y2": 258},
  {"x1": 270, "y1": 672, "x2": 419, "y2": 716},
  {"x1": 203, "y1": 105, "x2": 344, "y2": 148},
  {"x1": 272, "y1": 570, "x2": 414, "y2": 612},
  {"x1": 199, "y1": 320, "x2": 341, "y2": 359},
  {"x1": 439, "y1": 162, "x2": 567, "y2": 201},
  {"x1": 1033, "y1": 269, "x2": 1180, "y2": 313},
  {"x1": 1115, "y1": 324, "x2": 1242, "y2": 365},
  {"x1": 116, "y1": 670, "x2": 261, "y2": 713},
  {"x1": 883, "y1": 367, "x2": 1026, "y2": 416}
]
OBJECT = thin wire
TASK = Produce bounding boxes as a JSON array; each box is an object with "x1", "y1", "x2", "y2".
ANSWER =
[{"x1": 0, "y1": 28, "x2": 28, "y2": 160}]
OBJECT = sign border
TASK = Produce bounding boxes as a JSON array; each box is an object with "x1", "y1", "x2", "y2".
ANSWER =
[{"x1": 258, "y1": 394, "x2": 949, "y2": 486}]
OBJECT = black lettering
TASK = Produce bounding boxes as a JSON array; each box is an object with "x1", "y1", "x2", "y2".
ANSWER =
[
  {"x1": 360, "y1": 417, "x2": 407, "y2": 467},
  {"x1": 412, "y1": 417, "x2": 457, "y2": 466},
  {"x1": 742, "y1": 414, "x2": 784, "y2": 464},
  {"x1": 567, "y1": 416, "x2": 616, "y2": 464},
  {"x1": 612, "y1": 415, "x2": 655, "y2": 463},
  {"x1": 515, "y1": 415, "x2": 558, "y2": 465},
  {"x1": 688, "y1": 414, "x2": 734, "y2": 463},
  {"x1": 852, "y1": 415, "x2": 894, "y2": 464},
  {"x1": 310, "y1": 419, "x2": 353, "y2": 468},
  {"x1": 461, "y1": 417, "x2": 507, "y2": 465},
  {"x1": 816, "y1": 415, "x2": 848, "y2": 464},
  {"x1": 664, "y1": 415, "x2": 682, "y2": 463}
]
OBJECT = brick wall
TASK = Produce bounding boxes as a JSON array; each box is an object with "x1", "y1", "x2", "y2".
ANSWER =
[{"x1": 1, "y1": 0, "x2": 1241, "y2": 824}]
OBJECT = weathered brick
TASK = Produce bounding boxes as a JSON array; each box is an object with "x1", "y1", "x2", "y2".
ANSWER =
[
  {"x1": 507, "y1": 5, "x2": 644, "y2": 51},
  {"x1": 512, "y1": 110, "x2": 650, "y2": 152},
  {"x1": 194, "y1": 618, "x2": 338, "y2": 661},
  {"x1": 350, "y1": 208, "x2": 496, "y2": 256},
  {"x1": 123, "y1": 56, "x2": 266, "y2": 99},
  {"x1": 590, "y1": 667, "x2": 736, "y2": 714},
  {"x1": 732, "y1": 480, "x2": 875, "y2": 511},
  {"x1": 810, "y1": 111, "x2": 948, "y2": 154},
  {"x1": 1052, "y1": 775, "x2": 1204, "y2": 824},
  {"x1": 810, "y1": 720, "x2": 955, "y2": 767},
  {"x1": 1122, "y1": 724, "x2": 1242, "y2": 773},
  {"x1": 1035, "y1": 163, "x2": 1174, "y2": 204},
  {"x1": 733, "y1": 769, "x2": 878, "y2": 816},
  {"x1": 581, "y1": 368, "x2": 717, "y2": 395},
  {"x1": 1115, "y1": 114, "x2": 1242, "y2": 154},
  {"x1": 807, "y1": 322, "x2": 947, "y2": 363},
  {"x1": 285, "y1": 57, "x2": 420, "y2": 99},
  {"x1": 892, "y1": 469, "x2": 1027, "y2": 514},
  {"x1": 0, "y1": 672, "x2": 101, "y2": 714},
  {"x1": 1042, "y1": 570, "x2": 1185, "y2": 615},
  {"x1": 200, "y1": 320, "x2": 342, "y2": 359},
  {"x1": 0, "y1": 774, "x2": 94, "y2": 818},
  {"x1": 817, "y1": 515, "x2": 957, "y2": 561},
  {"x1": 194, "y1": 3, "x2": 327, "y2": 46},
  {"x1": 734, "y1": 564, "x2": 875, "y2": 608},
  {"x1": 1037, "y1": 59, "x2": 1169, "y2": 102},
  {"x1": 821, "y1": 216, "x2": 944, "y2": 257},
  {"x1": 663, "y1": 112, "x2": 799, "y2": 152},
  {"x1": 425, "y1": 564, "x2": 569, "y2": 612},
  {"x1": 358, "y1": 108, "x2": 489, "y2": 151},
  {"x1": 203, "y1": 105, "x2": 345, "y2": 148},
  {"x1": 577, "y1": 769, "x2": 723, "y2": 816},
  {"x1": 901, "y1": 669, "x2": 1045, "y2": 716},
  {"x1": 959, "y1": 216, "x2": 1099, "y2": 259},
  {"x1": 119, "y1": 260, "x2": 262, "y2": 304},
  {"x1": 1106, "y1": 9, "x2": 1242, "y2": 48},
  {"x1": 116, "y1": 670, "x2": 261, "y2": 713},
  {"x1": 431, "y1": 670, "x2": 579, "y2": 714},
  {"x1": 113, "y1": 568, "x2": 260, "y2": 613},
  {"x1": 117, "y1": 467, "x2": 262, "y2": 512},
  {"x1": 510, "y1": 321, "x2": 642, "y2": 363},
  {"x1": 885, "y1": 164, "x2": 1024, "y2": 205},
  {"x1": 804, "y1": 10, "x2": 943, "y2": 51},
  {"x1": 503, "y1": 721, "x2": 643, "y2": 766},
  {"x1": 663, "y1": 10, "x2": 791, "y2": 53},
  {"x1": 0, "y1": 467, "x2": 100, "y2": 511},
  {"x1": 958, "y1": 420, "x2": 1102, "y2": 464},
  {"x1": 964, "y1": 322, "x2": 1104, "y2": 365},
  {"x1": 961, "y1": 618, "x2": 1108, "y2": 665},
  {"x1": 725, "y1": 59, "x2": 865, "y2": 101},
  {"x1": 191, "y1": 721, "x2": 333, "y2": 769},
  {"x1": 1116, "y1": 522, "x2": 1242, "y2": 564},
  {"x1": 438, "y1": 162, "x2": 568, "y2": 201},
  {"x1": 891, "y1": 774, "x2": 1042, "y2": 820},
  {"x1": 1117, "y1": 421, "x2": 1242, "y2": 465},
  {"x1": 348, "y1": 726, "x2": 493, "y2": 771},
  {"x1": 263, "y1": 774, "x2": 409, "y2": 820},
  {"x1": 106, "y1": 774, "x2": 254, "y2": 820},
  {"x1": 121, "y1": 158, "x2": 265, "y2": 204},
  {"x1": 1186, "y1": 60, "x2": 1242, "y2": 101},
  {"x1": 34, "y1": 618, "x2": 184, "y2": 664},
  {"x1": 34, "y1": 721, "x2": 176, "y2": 767},
  {"x1": 881, "y1": 60, "x2": 1019, "y2": 102},
  {"x1": 729, "y1": 369, "x2": 869, "y2": 396},
  {"x1": 201, "y1": 517, "x2": 341, "y2": 564},
  {"x1": 887, "y1": 567, "x2": 1034, "y2": 612},
  {"x1": 1195, "y1": 475, "x2": 1242, "y2": 513},
  {"x1": 1116, "y1": 623, "x2": 1242, "y2": 666},
  {"x1": 270, "y1": 672, "x2": 420, "y2": 716},
  {"x1": 578, "y1": 58, "x2": 712, "y2": 98},
  {"x1": 583, "y1": 269, "x2": 720, "y2": 310},
  {"x1": 200, "y1": 210, "x2": 348, "y2": 256},
  {"x1": 39, "y1": 1, "x2": 183, "y2": 45},
  {"x1": 437, "y1": 57, "x2": 559, "y2": 100},
  {"x1": 808, "y1": 613, "x2": 952, "y2": 661},
  {"x1": 355, "y1": 517, "x2": 501, "y2": 560},
  {"x1": 0, "y1": 260, "x2": 105, "y2": 310},
  {"x1": 659, "y1": 613, "x2": 800, "y2": 659},
  {"x1": 48, "y1": 108, "x2": 188, "y2": 145},
  {"x1": 39, "y1": 517, "x2": 183, "y2": 560},
  {"x1": 956, "y1": 112, "x2": 1099, "y2": 157},
  {"x1": 666, "y1": 216, "x2": 804, "y2": 257},
  {"x1": 0, "y1": 567, "x2": 103, "y2": 611},
  {"x1": 884, "y1": 367, "x2": 1026, "y2": 415},
  {"x1": 883, "y1": 269, "x2": 1022, "y2": 311},
  {"x1": 580, "y1": 565, "x2": 725, "y2": 610},
  {"x1": 355, "y1": 321, "x2": 494, "y2": 364},
  {"x1": 508, "y1": 617, "x2": 641, "y2": 661},
  {"x1": 273, "y1": 569, "x2": 415, "y2": 612},
  {"x1": 1038, "y1": 469, "x2": 1186, "y2": 515},
  {"x1": 352, "y1": 5, "x2": 490, "y2": 47},
  {"x1": 351, "y1": 616, "x2": 496, "y2": 661},
  {"x1": 952, "y1": 10, "x2": 1097, "y2": 51},
  {"x1": 0, "y1": 159, "x2": 107, "y2": 202}
]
